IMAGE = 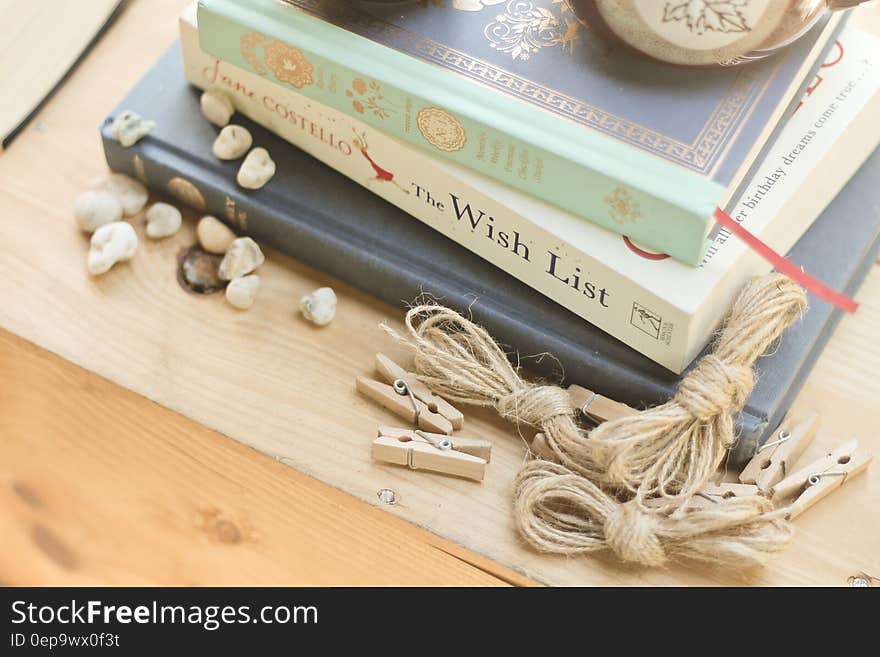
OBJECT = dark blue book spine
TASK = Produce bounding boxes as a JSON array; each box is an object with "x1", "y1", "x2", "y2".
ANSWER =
[
  {"x1": 100, "y1": 121, "x2": 769, "y2": 460},
  {"x1": 98, "y1": 42, "x2": 880, "y2": 465}
]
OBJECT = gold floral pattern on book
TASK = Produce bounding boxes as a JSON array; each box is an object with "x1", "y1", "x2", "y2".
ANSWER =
[
  {"x1": 346, "y1": 78, "x2": 396, "y2": 119},
  {"x1": 484, "y1": 1, "x2": 580, "y2": 61},
  {"x1": 263, "y1": 40, "x2": 314, "y2": 88},
  {"x1": 416, "y1": 107, "x2": 468, "y2": 151},
  {"x1": 277, "y1": 0, "x2": 776, "y2": 175},
  {"x1": 605, "y1": 187, "x2": 641, "y2": 224}
]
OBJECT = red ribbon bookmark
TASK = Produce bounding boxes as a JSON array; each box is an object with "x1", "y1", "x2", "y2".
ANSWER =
[{"x1": 713, "y1": 207, "x2": 858, "y2": 314}]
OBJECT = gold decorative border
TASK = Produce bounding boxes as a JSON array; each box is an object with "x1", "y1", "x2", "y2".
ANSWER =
[{"x1": 278, "y1": 0, "x2": 786, "y2": 175}]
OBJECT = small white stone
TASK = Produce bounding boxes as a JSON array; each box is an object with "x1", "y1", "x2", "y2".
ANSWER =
[
  {"x1": 218, "y1": 237, "x2": 264, "y2": 280},
  {"x1": 225, "y1": 274, "x2": 260, "y2": 310},
  {"x1": 299, "y1": 287, "x2": 337, "y2": 326},
  {"x1": 93, "y1": 173, "x2": 148, "y2": 217},
  {"x1": 212, "y1": 125, "x2": 253, "y2": 160},
  {"x1": 144, "y1": 202, "x2": 182, "y2": 239},
  {"x1": 197, "y1": 215, "x2": 237, "y2": 254},
  {"x1": 236, "y1": 147, "x2": 275, "y2": 190},
  {"x1": 87, "y1": 221, "x2": 138, "y2": 275},
  {"x1": 110, "y1": 110, "x2": 155, "y2": 147},
  {"x1": 74, "y1": 190, "x2": 123, "y2": 233},
  {"x1": 200, "y1": 89, "x2": 235, "y2": 127}
]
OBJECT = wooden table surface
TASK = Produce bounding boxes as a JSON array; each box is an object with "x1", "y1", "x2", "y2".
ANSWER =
[{"x1": 1, "y1": 0, "x2": 878, "y2": 587}]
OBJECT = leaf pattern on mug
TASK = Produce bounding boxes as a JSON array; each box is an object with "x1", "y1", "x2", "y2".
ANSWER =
[{"x1": 663, "y1": 0, "x2": 751, "y2": 35}]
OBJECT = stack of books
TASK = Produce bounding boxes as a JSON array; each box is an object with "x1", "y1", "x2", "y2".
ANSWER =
[{"x1": 101, "y1": 1, "x2": 880, "y2": 460}]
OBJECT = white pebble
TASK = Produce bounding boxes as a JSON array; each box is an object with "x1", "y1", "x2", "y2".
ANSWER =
[
  {"x1": 200, "y1": 89, "x2": 235, "y2": 127},
  {"x1": 213, "y1": 125, "x2": 253, "y2": 160},
  {"x1": 225, "y1": 274, "x2": 260, "y2": 310},
  {"x1": 110, "y1": 110, "x2": 155, "y2": 147},
  {"x1": 144, "y1": 202, "x2": 182, "y2": 239},
  {"x1": 197, "y1": 215, "x2": 237, "y2": 254},
  {"x1": 74, "y1": 190, "x2": 123, "y2": 233},
  {"x1": 236, "y1": 147, "x2": 275, "y2": 190},
  {"x1": 93, "y1": 173, "x2": 148, "y2": 216},
  {"x1": 87, "y1": 221, "x2": 138, "y2": 275},
  {"x1": 218, "y1": 237, "x2": 264, "y2": 280},
  {"x1": 300, "y1": 287, "x2": 337, "y2": 326}
]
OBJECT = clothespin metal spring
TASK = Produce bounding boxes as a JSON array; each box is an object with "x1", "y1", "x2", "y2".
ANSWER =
[
  {"x1": 578, "y1": 391, "x2": 597, "y2": 418},
  {"x1": 393, "y1": 378, "x2": 420, "y2": 421},
  {"x1": 415, "y1": 429, "x2": 452, "y2": 451},
  {"x1": 759, "y1": 429, "x2": 791, "y2": 452}
]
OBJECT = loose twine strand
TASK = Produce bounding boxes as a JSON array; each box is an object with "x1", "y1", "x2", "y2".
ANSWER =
[{"x1": 384, "y1": 274, "x2": 807, "y2": 567}]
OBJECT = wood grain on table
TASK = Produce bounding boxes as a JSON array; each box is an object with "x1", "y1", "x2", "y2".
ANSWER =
[
  {"x1": 0, "y1": 329, "x2": 527, "y2": 586},
  {"x1": 0, "y1": 0, "x2": 878, "y2": 586},
  {"x1": 0, "y1": 0, "x2": 122, "y2": 149}
]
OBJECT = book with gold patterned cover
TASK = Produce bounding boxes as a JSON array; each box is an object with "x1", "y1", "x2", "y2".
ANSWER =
[
  {"x1": 101, "y1": 40, "x2": 880, "y2": 461},
  {"x1": 181, "y1": 1, "x2": 880, "y2": 372},
  {"x1": 197, "y1": 0, "x2": 844, "y2": 265}
]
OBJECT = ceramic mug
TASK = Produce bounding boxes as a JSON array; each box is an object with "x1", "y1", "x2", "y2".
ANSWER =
[{"x1": 564, "y1": 0, "x2": 865, "y2": 66}]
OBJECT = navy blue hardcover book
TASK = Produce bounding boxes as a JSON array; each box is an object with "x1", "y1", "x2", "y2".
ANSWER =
[{"x1": 102, "y1": 43, "x2": 880, "y2": 463}]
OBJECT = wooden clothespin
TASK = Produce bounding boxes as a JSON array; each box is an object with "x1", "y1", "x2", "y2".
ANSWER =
[
  {"x1": 642, "y1": 482, "x2": 760, "y2": 510},
  {"x1": 356, "y1": 353, "x2": 464, "y2": 435},
  {"x1": 770, "y1": 439, "x2": 872, "y2": 519},
  {"x1": 372, "y1": 426, "x2": 492, "y2": 481},
  {"x1": 739, "y1": 412, "x2": 820, "y2": 493},
  {"x1": 689, "y1": 482, "x2": 761, "y2": 509},
  {"x1": 568, "y1": 385, "x2": 637, "y2": 424},
  {"x1": 531, "y1": 385, "x2": 637, "y2": 459},
  {"x1": 375, "y1": 353, "x2": 464, "y2": 428}
]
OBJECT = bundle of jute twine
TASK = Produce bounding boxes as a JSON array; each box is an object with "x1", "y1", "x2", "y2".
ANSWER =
[
  {"x1": 589, "y1": 274, "x2": 808, "y2": 504},
  {"x1": 516, "y1": 462, "x2": 792, "y2": 566},
  {"x1": 385, "y1": 273, "x2": 808, "y2": 567}
]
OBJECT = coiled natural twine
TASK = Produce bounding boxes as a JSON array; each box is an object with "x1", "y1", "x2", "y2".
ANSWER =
[
  {"x1": 515, "y1": 462, "x2": 794, "y2": 567},
  {"x1": 385, "y1": 274, "x2": 807, "y2": 566},
  {"x1": 588, "y1": 273, "x2": 807, "y2": 505},
  {"x1": 384, "y1": 301, "x2": 607, "y2": 483}
]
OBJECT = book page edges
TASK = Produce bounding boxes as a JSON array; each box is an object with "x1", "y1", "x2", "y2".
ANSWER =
[
  {"x1": 719, "y1": 13, "x2": 846, "y2": 210},
  {"x1": 686, "y1": 92, "x2": 880, "y2": 369},
  {"x1": 186, "y1": 6, "x2": 880, "y2": 372}
]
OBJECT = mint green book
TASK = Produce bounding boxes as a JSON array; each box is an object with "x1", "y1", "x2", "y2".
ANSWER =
[{"x1": 197, "y1": 0, "x2": 843, "y2": 265}]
